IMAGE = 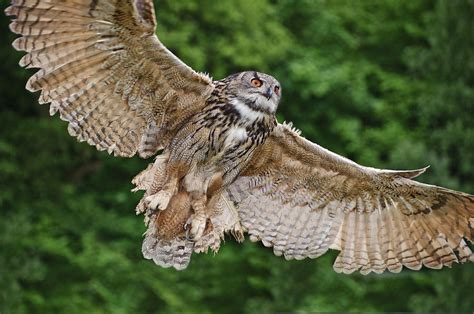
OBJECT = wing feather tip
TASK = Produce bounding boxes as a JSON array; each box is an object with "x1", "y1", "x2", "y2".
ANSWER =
[
  {"x1": 25, "y1": 77, "x2": 40, "y2": 93},
  {"x1": 4, "y1": 6, "x2": 13, "y2": 16},
  {"x1": 382, "y1": 165, "x2": 431, "y2": 179}
]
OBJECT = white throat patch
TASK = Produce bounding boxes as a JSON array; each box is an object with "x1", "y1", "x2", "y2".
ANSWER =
[{"x1": 230, "y1": 98, "x2": 266, "y2": 122}]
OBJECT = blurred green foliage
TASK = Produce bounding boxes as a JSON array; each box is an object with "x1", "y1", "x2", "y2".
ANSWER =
[{"x1": 1, "y1": 0, "x2": 473, "y2": 313}]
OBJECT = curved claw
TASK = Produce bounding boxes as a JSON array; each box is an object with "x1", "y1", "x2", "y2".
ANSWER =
[
  {"x1": 185, "y1": 228, "x2": 192, "y2": 241},
  {"x1": 183, "y1": 214, "x2": 208, "y2": 241},
  {"x1": 184, "y1": 221, "x2": 193, "y2": 241}
]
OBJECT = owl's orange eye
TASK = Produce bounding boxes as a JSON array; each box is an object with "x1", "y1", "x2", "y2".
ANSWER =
[
  {"x1": 251, "y1": 78, "x2": 262, "y2": 87},
  {"x1": 274, "y1": 86, "x2": 280, "y2": 96}
]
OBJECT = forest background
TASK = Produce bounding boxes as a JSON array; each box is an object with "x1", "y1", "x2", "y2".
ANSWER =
[{"x1": 1, "y1": 0, "x2": 473, "y2": 312}]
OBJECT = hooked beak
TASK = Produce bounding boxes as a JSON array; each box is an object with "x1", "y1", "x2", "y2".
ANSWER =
[{"x1": 264, "y1": 87, "x2": 273, "y2": 100}]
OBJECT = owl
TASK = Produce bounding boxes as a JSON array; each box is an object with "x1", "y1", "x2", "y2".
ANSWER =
[{"x1": 6, "y1": 0, "x2": 474, "y2": 274}]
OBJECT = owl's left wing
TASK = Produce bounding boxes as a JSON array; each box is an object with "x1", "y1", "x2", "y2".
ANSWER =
[{"x1": 226, "y1": 123, "x2": 474, "y2": 274}]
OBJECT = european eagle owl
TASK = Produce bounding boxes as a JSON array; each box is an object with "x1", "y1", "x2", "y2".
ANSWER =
[{"x1": 6, "y1": 0, "x2": 474, "y2": 274}]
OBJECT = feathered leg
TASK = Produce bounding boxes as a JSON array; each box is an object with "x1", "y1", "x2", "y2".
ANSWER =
[
  {"x1": 185, "y1": 192, "x2": 208, "y2": 240},
  {"x1": 183, "y1": 171, "x2": 225, "y2": 240},
  {"x1": 144, "y1": 161, "x2": 188, "y2": 210}
]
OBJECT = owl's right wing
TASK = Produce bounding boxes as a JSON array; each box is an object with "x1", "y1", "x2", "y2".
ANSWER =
[
  {"x1": 227, "y1": 123, "x2": 474, "y2": 274},
  {"x1": 6, "y1": 0, "x2": 215, "y2": 157}
]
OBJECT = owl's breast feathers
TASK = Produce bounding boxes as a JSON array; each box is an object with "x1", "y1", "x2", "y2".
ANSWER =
[{"x1": 193, "y1": 83, "x2": 277, "y2": 171}]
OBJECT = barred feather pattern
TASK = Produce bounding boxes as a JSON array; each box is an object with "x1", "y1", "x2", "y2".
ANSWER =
[
  {"x1": 227, "y1": 123, "x2": 474, "y2": 274},
  {"x1": 6, "y1": 0, "x2": 214, "y2": 158}
]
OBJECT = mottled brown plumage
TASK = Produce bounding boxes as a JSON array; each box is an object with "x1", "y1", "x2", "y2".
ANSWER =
[{"x1": 7, "y1": 0, "x2": 474, "y2": 273}]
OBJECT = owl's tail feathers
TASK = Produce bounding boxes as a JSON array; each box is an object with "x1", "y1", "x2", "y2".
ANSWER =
[
  {"x1": 141, "y1": 192, "x2": 195, "y2": 270},
  {"x1": 142, "y1": 236, "x2": 194, "y2": 270}
]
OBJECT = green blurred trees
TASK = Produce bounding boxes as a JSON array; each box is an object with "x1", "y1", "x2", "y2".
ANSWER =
[{"x1": 0, "y1": 0, "x2": 473, "y2": 313}]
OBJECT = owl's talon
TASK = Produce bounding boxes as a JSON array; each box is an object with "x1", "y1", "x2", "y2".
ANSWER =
[
  {"x1": 145, "y1": 190, "x2": 173, "y2": 211},
  {"x1": 231, "y1": 223, "x2": 245, "y2": 243},
  {"x1": 183, "y1": 214, "x2": 207, "y2": 241},
  {"x1": 184, "y1": 217, "x2": 193, "y2": 240},
  {"x1": 185, "y1": 225, "x2": 192, "y2": 241}
]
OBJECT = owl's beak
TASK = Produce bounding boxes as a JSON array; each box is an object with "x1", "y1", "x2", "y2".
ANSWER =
[{"x1": 264, "y1": 87, "x2": 273, "y2": 100}]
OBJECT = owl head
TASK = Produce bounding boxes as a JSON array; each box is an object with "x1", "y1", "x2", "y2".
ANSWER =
[{"x1": 225, "y1": 71, "x2": 281, "y2": 116}]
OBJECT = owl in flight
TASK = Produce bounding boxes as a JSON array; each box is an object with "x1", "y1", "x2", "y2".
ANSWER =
[{"x1": 6, "y1": 0, "x2": 474, "y2": 274}]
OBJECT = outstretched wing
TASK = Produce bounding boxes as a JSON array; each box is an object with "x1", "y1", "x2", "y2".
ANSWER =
[
  {"x1": 6, "y1": 0, "x2": 214, "y2": 157},
  {"x1": 227, "y1": 123, "x2": 474, "y2": 274}
]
